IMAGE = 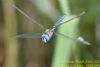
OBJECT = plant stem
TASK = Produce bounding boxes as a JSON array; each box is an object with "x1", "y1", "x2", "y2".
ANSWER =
[
  {"x1": 51, "y1": 0, "x2": 83, "y2": 67},
  {"x1": 2, "y1": 0, "x2": 19, "y2": 67}
]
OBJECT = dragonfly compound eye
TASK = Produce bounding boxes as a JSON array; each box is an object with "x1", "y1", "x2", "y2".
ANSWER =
[{"x1": 41, "y1": 34, "x2": 50, "y2": 43}]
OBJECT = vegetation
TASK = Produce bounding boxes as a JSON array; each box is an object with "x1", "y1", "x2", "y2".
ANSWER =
[{"x1": 0, "y1": 0, "x2": 99, "y2": 67}]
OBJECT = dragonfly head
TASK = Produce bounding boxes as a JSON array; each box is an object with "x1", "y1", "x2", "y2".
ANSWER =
[
  {"x1": 41, "y1": 34, "x2": 50, "y2": 43},
  {"x1": 41, "y1": 29, "x2": 54, "y2": 43}
]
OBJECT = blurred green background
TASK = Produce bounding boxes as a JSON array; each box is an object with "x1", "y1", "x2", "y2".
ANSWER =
[{"x1": 0, "y1": 0, "x2": 99, "y2": 67}]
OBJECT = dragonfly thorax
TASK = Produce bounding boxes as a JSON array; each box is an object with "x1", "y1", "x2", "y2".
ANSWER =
[{"x1": 41, "y1": 29, "x2": 54, "y2": 43}]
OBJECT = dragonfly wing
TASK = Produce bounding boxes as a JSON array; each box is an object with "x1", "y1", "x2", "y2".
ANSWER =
[
  {"x1": 16, "y1": 33, "x2": 42, "y2": 39},
  {"x1": 51, "y1": 12, "x2": 85, "y2": 31},
  {"x1": 54, "y1": 32, "x2": 91, "y2": 45},
  {"x1": 54, "y1": 32, "x2": 75, "y2": 40},
  {"x1": 13, "y1": 5, "x2": 45, "y2": 30},
  {"x1": 58, "y1": 12, "x2": 85, "y2": 26}
]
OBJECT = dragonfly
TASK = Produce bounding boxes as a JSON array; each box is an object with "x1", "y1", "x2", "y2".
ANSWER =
[{"x1": 13, "y1": 5, "x2": 91, "y2": 45}]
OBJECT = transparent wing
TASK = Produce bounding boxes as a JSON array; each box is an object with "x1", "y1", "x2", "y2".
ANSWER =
[
  {"x1": 16, "y1": 33, "x2": 42, "y2": 39},
  {"x1": 54, "y1": 32, "x2": 91, "y2": 45},
  {"x1": 13, "y1": 5, "x2": 45, "y2": 30},
  {"x1": 58, "y1": 11, "x2": 85, "y2": 26},
  {"x1": 51, "y1": 12, "x2": 85, "y2": 31}
]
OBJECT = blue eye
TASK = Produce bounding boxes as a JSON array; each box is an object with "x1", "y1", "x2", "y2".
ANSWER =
[
  {"x1": 42, "y1": 35, "x2": 49, "y2": 43},
  {"x1": 42, "y1": 37, "x2": 47, "y2": 43}
]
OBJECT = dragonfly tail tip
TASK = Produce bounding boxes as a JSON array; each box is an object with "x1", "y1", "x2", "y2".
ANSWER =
[
  {"x1": 79, "y1": 11, "x2": 86, "y2": 16},
  {"x1": 77, "y1": 36, "x2": 91, "y2": 45},
  {"x1": 83, "y1": 41, "x2": 91, "y2": 45}
]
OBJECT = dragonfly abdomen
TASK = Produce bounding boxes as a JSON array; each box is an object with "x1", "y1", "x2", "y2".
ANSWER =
[{"x1": 51, "y1": 15, "x2": 66, "y2": 31}]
